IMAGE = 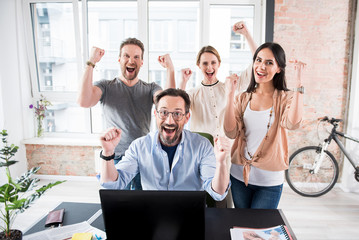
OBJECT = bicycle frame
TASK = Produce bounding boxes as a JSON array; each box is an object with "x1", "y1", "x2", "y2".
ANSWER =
[{"x1": 322, "y1": 124, "x2": 359, "y2": 169}]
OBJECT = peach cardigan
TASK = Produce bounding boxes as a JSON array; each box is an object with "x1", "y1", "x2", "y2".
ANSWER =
[{"x1": 225, "y1": 89, "x2": 301, "y2": 185}]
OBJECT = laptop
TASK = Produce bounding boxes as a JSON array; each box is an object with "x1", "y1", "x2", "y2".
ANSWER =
[{"x1": 99, "y1": 190, "x2": 206, "y2": 240}]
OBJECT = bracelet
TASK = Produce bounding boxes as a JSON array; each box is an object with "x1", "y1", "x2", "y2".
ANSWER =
[
  {"x1": 86, "y1": 61, "x2": 95, "y2": 68},
  {"x1": 100, "y1": 150, "x2": 115, "y2": 161},
  {"x1": 292, "y1": 86, "x2": 304, "y2": 94}
]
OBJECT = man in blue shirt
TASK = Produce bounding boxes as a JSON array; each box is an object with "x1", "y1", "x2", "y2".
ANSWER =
[{"x1": 99, "y1": 88, "x2": 230, "y2": 201}]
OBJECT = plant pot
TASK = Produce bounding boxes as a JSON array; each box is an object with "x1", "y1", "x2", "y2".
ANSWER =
[{"x1": 0, "y1": 229, "x2": 22, "y2": 240}]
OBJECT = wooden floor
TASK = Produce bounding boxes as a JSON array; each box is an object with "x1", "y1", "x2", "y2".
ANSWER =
[{"x1": 11, "y1": 178, "x2": 359, "y2": 240}]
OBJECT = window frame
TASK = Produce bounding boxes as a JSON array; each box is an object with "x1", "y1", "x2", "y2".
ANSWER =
[{"x1": 22, "y1": 0, "x2": 269, "y2": 138}]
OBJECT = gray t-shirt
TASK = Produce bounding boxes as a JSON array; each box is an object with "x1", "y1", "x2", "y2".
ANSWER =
[{"x1": 95, "y1": 78, "x2": 162, "y2": 156}]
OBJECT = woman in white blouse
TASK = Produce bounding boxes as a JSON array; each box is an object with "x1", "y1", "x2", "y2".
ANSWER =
[
  {"x1": 177, "y1": 22, "x2": 257, "y2": 207},
  {"x1": 179, "y1": 22, "x2": 257, "y2": 140}
]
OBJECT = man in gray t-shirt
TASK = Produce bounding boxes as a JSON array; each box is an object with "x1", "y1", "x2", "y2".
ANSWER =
[
  {"x1": 78, "y1": 38, "x2": 175, "y2": 189},
  {"x1": 94, "y1": 78, "x2": 161, "y2": 156}
]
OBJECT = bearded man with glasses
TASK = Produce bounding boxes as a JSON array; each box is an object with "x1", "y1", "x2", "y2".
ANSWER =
[{"x1": 98, "y1": 88, "x2": 230, "y2": 201}]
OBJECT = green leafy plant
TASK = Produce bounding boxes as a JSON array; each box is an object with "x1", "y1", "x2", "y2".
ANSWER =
[{"x1": 0, "y1": 130, "x2": 64, "y2": 238}]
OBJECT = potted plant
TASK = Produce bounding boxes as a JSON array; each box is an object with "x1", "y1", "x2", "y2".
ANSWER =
[{"x1": 0, "y1": 130, "x2": 64, "y2": 240}]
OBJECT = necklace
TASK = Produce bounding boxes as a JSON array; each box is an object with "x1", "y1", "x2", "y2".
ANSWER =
[
  {"x1": 201, "y1": 80, "x2": 219, "y2": 87},
  {"x1": 246, "y1": 105, "x2": 273, "y2": 159}
]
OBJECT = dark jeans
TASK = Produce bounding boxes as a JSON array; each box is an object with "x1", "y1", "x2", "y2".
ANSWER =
[
  {"x1": 114, "y1": 155, "x2": 142, "y2": 190},
  {"x1": 230, "y1": 175, "x2": 283, "y2": 209}
]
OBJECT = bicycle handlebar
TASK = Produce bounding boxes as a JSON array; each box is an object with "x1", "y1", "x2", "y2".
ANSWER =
[{"x1": 318, "y1": 116, "x2": 343, "y2": 125}]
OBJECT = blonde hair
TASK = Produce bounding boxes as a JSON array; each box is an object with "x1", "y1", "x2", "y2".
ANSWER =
[{"x1": 196, "y1": 45, "x2": 221, "y2": 66}]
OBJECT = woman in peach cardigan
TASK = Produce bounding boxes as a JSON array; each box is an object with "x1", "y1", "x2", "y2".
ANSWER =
[{"x1": 224, "y1": 42, "x2": 305, "y2": 209}]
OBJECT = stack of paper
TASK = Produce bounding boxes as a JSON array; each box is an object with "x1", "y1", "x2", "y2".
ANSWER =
[{"x1": 23, "y1": 221, "x2": 106, "y2": 240}]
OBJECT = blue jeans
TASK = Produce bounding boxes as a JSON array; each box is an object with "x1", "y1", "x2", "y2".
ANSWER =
[
  {"x1": 230, "y1": 175, "x2": 283, "y2": 209},
  {"x1": 114, "y1": 155, "x2": 142, "y2": 190}
]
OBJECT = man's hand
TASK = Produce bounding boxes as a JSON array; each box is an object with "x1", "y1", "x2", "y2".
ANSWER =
[
  {"x1": 214, "y1": 137, "x2": 231, "y2": 164},
  {"x1": 100, "y1": 128, "x2": 122, "y2": 156},
  {"x1": 225, "y1": 73, "x2": 239, "y2": 95},
  {"x1": 158, "y1": 54, "x2": 174, "y2": 69},
  {"x1": 89, "y1": 46, "x2": 105, "y2": 64}
]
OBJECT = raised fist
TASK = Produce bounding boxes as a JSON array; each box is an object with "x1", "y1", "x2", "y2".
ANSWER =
[
  {"x1": 233, "y1": 21, "x2": 249, "y2": 36},
  {"x1": 100, "y1": 127, "x2": 121, "y2": 155},
  {"x1": 181, "y1": 68, "x2": 192, "y2": 82},
  {"x1": 158, "y1": 54, "x2": 174, "y2": 69},
  {"x1": 225, "y1": 73, "x2": 239, "y2": 94},
  {"x1": 89, "y1": 47, "x2": 105, "y2": 64}
]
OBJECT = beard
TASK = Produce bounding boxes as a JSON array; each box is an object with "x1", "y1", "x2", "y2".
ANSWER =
[
  {"x1": 121, "y1": 64, "x2": 139, "y2": 81},
  {"x1": 159, "y1": 123, "x2": 182, "y2": 146}
]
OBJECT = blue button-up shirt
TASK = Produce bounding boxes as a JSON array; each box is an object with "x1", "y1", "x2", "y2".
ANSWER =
[{"x1": 101, "y1": 129, "x2": 228, "y2": 201}]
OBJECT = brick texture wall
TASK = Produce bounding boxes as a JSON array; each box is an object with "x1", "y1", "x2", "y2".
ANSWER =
[
  {"x1": 26, "y1": 144, "x2": 101, "y2": 176},
  {"x1": 274, "y1": 0, "x2": 353, "y2": 165}
]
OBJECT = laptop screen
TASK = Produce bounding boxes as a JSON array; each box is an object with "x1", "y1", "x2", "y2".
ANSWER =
[{"x1": 99, "y1": 190, "x2": 206, "y2": 240}]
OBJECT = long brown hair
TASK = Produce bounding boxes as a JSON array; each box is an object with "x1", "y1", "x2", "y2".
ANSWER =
[{"x1": 247, "y1": 42, "x2": 289, "y2": 92}]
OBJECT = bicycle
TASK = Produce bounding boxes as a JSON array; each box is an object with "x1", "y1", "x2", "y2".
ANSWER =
[{"x1": 285, "y1": 116, "x2": 359, "y2": 197}]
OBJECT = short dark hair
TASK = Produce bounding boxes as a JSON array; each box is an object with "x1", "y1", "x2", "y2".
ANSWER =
[
  {"x1": 247, "y1": 42, "x2": 289, "y2": 92},
  {"x1": 155, "y1": 88, "x2": 191, "y2": 113},
  {"x1": 119, "y1": 38, "x2": 145, "y2": 59}
]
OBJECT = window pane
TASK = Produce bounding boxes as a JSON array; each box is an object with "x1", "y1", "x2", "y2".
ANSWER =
[
  {"x1": 91, "y1": 103, "x2": 105, "y2": 134},
  {"x1": 31, "y1": 3, "x2": 79, "y2": 92},
  {"x1": 149, "y1": 1, "x2": 199, "y2": 88},
  {"x1": 45, "y1": 102, "x2": 88, "y2": 133},
  {"x1": 88, "y1": 1, "x2": 137, "y2": 134},
  {"x1": 209, "y1": 5, "x2": 254, "y2": 80},
  {"x1": 88, "y1": 1, "x2": 138, "y2": 81}
]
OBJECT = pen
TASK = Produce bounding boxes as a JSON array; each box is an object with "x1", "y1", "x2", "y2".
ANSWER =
[{"x1": 95, "y1": 234, "x2": 102, "y2": 240}]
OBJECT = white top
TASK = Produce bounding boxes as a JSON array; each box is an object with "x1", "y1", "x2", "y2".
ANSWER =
[
  {"x1": 230, "y1": 101, "x2": 284, "y2": 186},
  {"x1": 187, "y1": 65, "x2": 251, "y2": 138}
]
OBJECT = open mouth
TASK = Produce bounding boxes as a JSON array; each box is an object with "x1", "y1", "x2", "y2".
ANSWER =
[
  {"x1": 126, "y1": 67, "x2": 135, "y2": 73},
  {"x1": 206, "y1": 71, "x2": 215, "y2": 78},
  {"x1": 256, "y1": 71, "x2": 266, "y2": 77},
  {"x1": 162, "y1": 125, "x2": 176, "y2": 134}
]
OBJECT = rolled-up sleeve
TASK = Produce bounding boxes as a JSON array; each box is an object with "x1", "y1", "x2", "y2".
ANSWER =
[
  {"x1": 280, "y1": 91, "x2": 302, "y2": 130},
  {"x1": 98, "y1": 141, "x2": 140, "y2": 190},
  {"x1": 224, "y1": 94, "x2": 243, "y2": 140}
]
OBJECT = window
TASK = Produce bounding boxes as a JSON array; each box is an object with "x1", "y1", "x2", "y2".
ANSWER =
[
  {"x1": 148, "y1": 1, "x2": 199, "y2": 89},
  {"x1": 31, "y1": 2, "x2": 79, "y2": 93},
  {"x1": 23, "y1": 0, "x2": 266, "y2": 137},
  {"x1": 87, "y1": 1, "x2": 138, "y2": 133},
  {"x1": 209, "y1": 4, "x2": 258, "y2": 80}
]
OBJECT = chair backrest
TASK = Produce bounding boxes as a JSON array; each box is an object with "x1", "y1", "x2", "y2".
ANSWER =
[
  {"x1": 192, "y1": 132, "x2": 228, "y2": 208},
  {"x1": 194, "y1": 132, "x2": 214, "y2": 146}
]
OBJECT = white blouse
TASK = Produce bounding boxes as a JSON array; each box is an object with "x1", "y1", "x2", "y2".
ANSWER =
[{"x1": 187, "y1": 65, "x2": 251, "y2": 138}]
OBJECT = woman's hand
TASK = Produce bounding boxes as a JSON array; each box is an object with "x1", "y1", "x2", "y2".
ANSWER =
[
  {"x1": 289, "y1": 59, "x2": 306, "y2": 87},
  {"x1": 233, "y1": 21, "x2": 250, "y2": 37},
  {"x1": 225, "y1": 74, "x2": 239, "y2": 95}
]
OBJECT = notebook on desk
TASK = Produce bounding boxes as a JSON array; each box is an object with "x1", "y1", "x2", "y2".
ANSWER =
[{"x1": 99, "y1": 189, "x2": 206, "y2": 240}]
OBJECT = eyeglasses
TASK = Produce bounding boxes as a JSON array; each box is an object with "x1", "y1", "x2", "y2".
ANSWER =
[{"x1": 156, "y1": 110, "x2": 186, "y2": 121}]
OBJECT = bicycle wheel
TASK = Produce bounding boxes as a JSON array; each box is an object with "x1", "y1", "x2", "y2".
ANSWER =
[{"x1": 285, "y1": 146, "x2": 339, "y2": 197}]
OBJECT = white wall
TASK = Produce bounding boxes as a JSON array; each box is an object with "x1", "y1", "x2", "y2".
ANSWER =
[
  {"x1": 0, "y1": 71, "x2": 5, "y2": 185},
  {"x1": 0, "y1": 0, "x2": 31, "y2": 180}
]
